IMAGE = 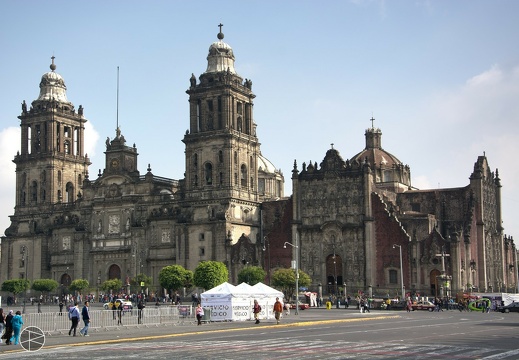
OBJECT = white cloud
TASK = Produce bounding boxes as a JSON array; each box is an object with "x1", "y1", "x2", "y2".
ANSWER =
[
  {"x1": 412, "y1": 63, "x2": 519, "y2": 238},
  {"x1": 84, "y1": 120, "x2": 100, "y2": 159}
]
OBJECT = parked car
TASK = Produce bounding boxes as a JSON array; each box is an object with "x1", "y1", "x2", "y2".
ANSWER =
[
  {"x1": 411, "y1": 300, "x2": 435, "y2": 311},
  {"x1": 497, "y1": 302, "x2": 519, "y2": 313},
  {"x1": 103, "y1": 299, "x2": 133, "y2": 311},
  {"x1": 289, "y1": 301, "x2": 309, "y2": 310}
]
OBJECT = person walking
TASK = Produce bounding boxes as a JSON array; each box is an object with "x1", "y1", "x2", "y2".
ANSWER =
[
  {"x1": 68, "y1": 302, "x2": 80, "y2": 336},
  {"x1": 195, "y1": 303, "x2": 204, "y2": 326},
  {"x1": 137, "y1": 300, "x2": 145, "y2": 324},
  {"x1": 11, "y1": 311, "x2": 24, "y2": 345},
  {"x1": 406, "y1": 297, "x2": 413, "y2": 312},
  {"x1": 59, "y1": 299, "x2": 64, "y2": 316},
  {"x1": 3, "y1": 310, "x2": 13, "y2": 345},
  {"x1": 37, "y1": 300, "x2": 42, "y2": 313},
  {"x1": 273, "y1": 297, "x2": 283, "y2": 325},
  {"x1": 253, "y1": 299, "x2": 262, "y2": 324},
  {"x1": 79, "y1": 301, "x2": 90, "y2": 336},
  {"x1": 0, "y1": 308, "x2": 5, "y2": 338},
  {"x1": 116, "y1": 300, "x2": 123, "y2": 325}
]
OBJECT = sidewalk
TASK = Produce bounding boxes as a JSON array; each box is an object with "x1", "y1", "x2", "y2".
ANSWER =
[{"x1": 0, "y1": 306, "x2": 395, "y2": 351}]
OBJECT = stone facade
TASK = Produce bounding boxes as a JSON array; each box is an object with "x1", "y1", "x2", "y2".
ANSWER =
[
  {"x1": 1, "y1": 31, "x2": 516, "y2": 299},
  {"x1": 1, "y1": 31, "x2": 284, "y2": 295}
]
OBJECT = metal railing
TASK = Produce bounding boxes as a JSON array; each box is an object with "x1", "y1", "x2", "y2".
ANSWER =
[{"x1": 21, "y1": 305, "x2": 197, "y2": 335}]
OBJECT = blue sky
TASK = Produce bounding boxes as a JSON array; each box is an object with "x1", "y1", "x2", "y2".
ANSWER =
[{"x1": 1, "y1": 0, "x2": 518, "y2": 240}]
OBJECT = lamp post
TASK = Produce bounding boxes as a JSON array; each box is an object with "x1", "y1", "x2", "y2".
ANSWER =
[
  {"x1": 393, "y1": 244, "x2": 404, "y2": 300},
  {"x1": 21, "y1": 245, "x2": 28, "y2": 314},
  {"x1": 284, "y1": 233, "x2": 299, "y2": 315},
  {"x1": 333, "y1": 249, "x2": 338, "y2": 295},
  {"x1": 262, "y1": 236, "x2": 271, "y2": 285}
]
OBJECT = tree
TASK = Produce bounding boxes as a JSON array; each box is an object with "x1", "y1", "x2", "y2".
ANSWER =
[
  {"x1": 101, "y1": 279, "x2": 123, "y2": 293},
  {"x1": 237, "y1": 266, "x2": 266, "y2": 286},
  {"x1": 69, "y1": 279, "x2": 90, "y2": 295},
  {"x1": 193, "y1": 261, "x2": 228, "y2": 290},
  {"x1": 131, "y1": 273, "x2": 152, "y2": 288},
  {"x1": 271, "y1": 268, "x2": 311, "y2": 300},
  {"x1": 1, "y1": 279, "x2": 30, "y2": 302},
  {"x1": 32, "y1": 279, "x2": 59, "y2": 297},
  {"x1": 158, "y1": 265, "x2": 193, "y2": 293}
]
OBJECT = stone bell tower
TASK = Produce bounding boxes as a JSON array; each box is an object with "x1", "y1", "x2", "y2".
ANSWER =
[{"x1": 14, "y1": 56, "x2": 90, "y2": 211}]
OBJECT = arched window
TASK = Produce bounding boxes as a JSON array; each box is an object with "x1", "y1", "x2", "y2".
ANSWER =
[
  {"x1": 218, "y1": 150, "x2": 223, "y2": 163},
  {"x1": 66, "y1": 182, "x2": 74, "y2": 203},
  {"x1": 193, "y1": 153, "x2": 198, "y2": 168},
  {"x1": 241, "y1": 165, "x2": 247, "y2": 187},
  {"x1": 78, "y1": 174, "x2": 82, "y2": 185},
  {"x1": 205, "y1": 163, "x2": 213, "y2": 185},
  {"x1": 58, "y1": 171, "x2": 62, "y2": 185},
  {"x1": 31, "y1": 181, "x2": 38, "y2": 203}
]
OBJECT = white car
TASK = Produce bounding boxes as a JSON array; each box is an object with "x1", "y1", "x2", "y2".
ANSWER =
[{"x1": 103, "y1": 299, "x2": 133, "y2": 310}]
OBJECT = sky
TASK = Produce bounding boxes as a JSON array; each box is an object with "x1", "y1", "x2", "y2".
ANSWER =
[{"x1": 1, "y1": 0, "x2": 518, "y2": 240}]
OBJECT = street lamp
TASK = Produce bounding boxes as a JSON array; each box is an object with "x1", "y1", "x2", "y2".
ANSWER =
[
  {"x1": 262, "y1": 236, "x2": 271, "y2": 285},
  {"x1": 333, "y1": 249, "x2": 338, "y2": 295},
  {"x1": 21, "y1": 245, "x2": 28, "y2": 314},
  {"x1": 393, "y1": 244, "x2": 404, "y2": 300},
  {"x1": 284, "y1": 234, "x2": 299, "y2": 315}
]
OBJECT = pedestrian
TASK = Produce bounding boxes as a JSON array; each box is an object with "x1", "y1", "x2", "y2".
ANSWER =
[
  {"x1": 284, "y1": 302, "x2": 291, "y2": 316},
  {"x1": 79, "y1": 301, "x2": 90, "y2": 336},
  {"x1": 253, "y1": 299, "x2": 262, "y2": 324},
  {"x1": 109, "y1": 301, "x2": 116, "y2": 320},
  {"x1": 273, "y1": 297, "x2": 283, "y2": 325},
  {"x1": 37, "y1": 300, "x2": 42, "y2": 313},
  {"x1": 59, "y1": 299, "x2": 64, "y2": 315},
  {"x1": 11, "y1": 310, "x2": 23, "y2": 345},
  {"x1": 116, "y1": 301, "x2": 123, "y2": 325},
  {"x1": 68, "y1": 302, "x2": 80, "y2": 336},
  {"x1": 3, "y1": 310, "x2": 13, "y2": 345},
  {"x1": 0, "y1": 308, "x2": 5, "y2": 338},
  {"x1": 195, "y1": 303, "x2": 204, "y2": 326},
  {"x1": 137, "y1": 300, "x2": 145, "y2": 324},
  {"x1": 406, "y1": 297, "x2": 413, "y2": 312}
]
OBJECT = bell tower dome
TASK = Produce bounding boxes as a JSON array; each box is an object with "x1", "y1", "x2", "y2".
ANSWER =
[
  {"x1": 183, "y1": 26, "x2": 259, "y2": 200},
  {"x1": 14, "y1": 57, "x2": 91, "y2": 209}
]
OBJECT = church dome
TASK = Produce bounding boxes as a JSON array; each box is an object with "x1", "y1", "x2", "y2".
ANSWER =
[
  {"x1": 350, "y1": 125, "x2": 412, "y2": 191},
  {"x1": 258, "y1": 153, "x2": 278, "y2": 174},
  {"x1": 205, "y1": 30, "x2": 237, "y2": 74},
  {"x1": 35, "y1": 57, "x2": 71, "y2": 104},
  {"x1": 350, "y1": 127, "x2": 403, "y2": 168}
]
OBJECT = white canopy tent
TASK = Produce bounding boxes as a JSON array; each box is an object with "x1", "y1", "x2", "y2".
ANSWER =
[
  {"x1": 251, "y1": 282, "x2": 285, "y2": 320},
  {"x1": 200, "y1": 282, "x2": 252, "y2": 321},
  {"x1": 200, "y1": 282, "x2": 285, "y2": 322}
]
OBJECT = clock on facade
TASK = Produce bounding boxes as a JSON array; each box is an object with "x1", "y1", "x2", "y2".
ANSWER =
[{"x1": 110, "y1": 158, "x2": 119, "y2": 168}]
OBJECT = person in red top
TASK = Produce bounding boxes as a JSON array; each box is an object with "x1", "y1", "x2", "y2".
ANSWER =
[
  {"x1": 273, "y1": 297, "x2": 283, "y2": 325},
  {"x1": 195, "y1": 303, "x2": 204, "y2": 326},
  {"x1": 253, "y1": 299, "x2": 261, "y2": 324}
]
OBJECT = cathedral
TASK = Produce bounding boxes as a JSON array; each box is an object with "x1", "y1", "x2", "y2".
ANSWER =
[{"x1": 1, "y1": 29, "x2": 516, "y2": 299}]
